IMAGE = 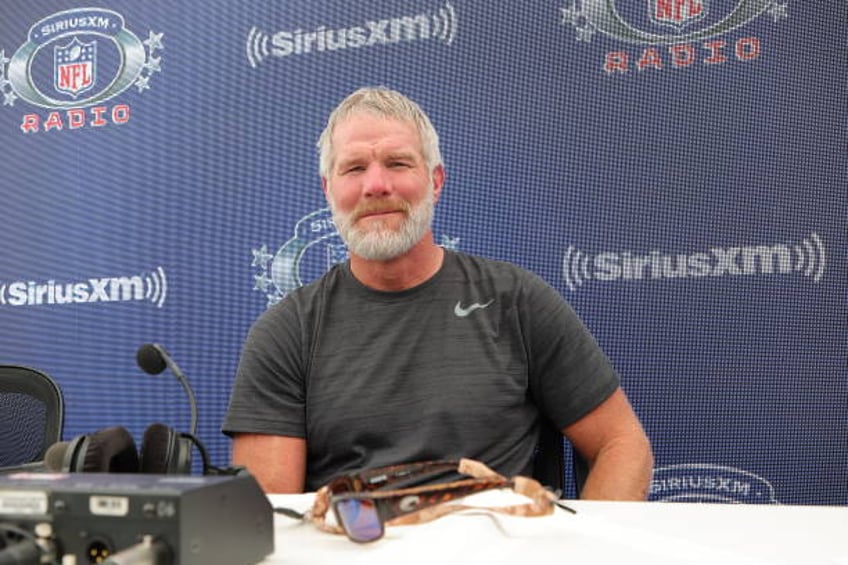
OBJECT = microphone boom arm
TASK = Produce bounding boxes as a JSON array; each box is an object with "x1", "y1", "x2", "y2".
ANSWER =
[
  {"x1": 169, "y1": 359, "x2": 198, "y2": 438},
  {"x1": 137, "y1": 343, "x2": 199, "y2": 437}
]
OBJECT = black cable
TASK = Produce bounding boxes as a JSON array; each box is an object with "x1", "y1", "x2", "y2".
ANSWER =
[
  {"x1": 273, "y1": 507, "x2": 306, "y2": 520},
  {"x1": 554, "y1": 500, "x2": 578, "y2": 514},
  {"x1": 180, "y1": 432, "x2": 211, "y2": 475},
  {"x1": 0, "y1": 523, "x2": 36, "y2": 547},
  {"x1": 179, "y1": 433, "x2": 248, "y2": 477},
  {"x1": 0, "y1": 539, "x2": 40, "y2": 565},
  {"x1": 547, "y1": 488, "x2": 578, "y2": 514},
  {"x1": 0, "y1": 524, "x2": 43, "y2": 565}
]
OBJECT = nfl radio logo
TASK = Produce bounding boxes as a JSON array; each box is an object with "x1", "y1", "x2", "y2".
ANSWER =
[
  {"x1": 54, "y1": 37, "x2": 97, "y2": 98},
  {"x1": 648, "y1": 0, "x2": 707, "y2": 31}
]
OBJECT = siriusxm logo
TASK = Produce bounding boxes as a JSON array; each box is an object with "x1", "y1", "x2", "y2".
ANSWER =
[
  {"x1": 246, "y1": 2, "x2": 457, "y2": 68},
  {"x1": 0, "y1": 267, "x2": 167, "y2": 308},
  {"x1": 1, "y1": 7, "x2": 163, "y2": 134},
  {"x1": 2, "y1": 8, "x2": 163, "y2": 110},
  {"x1": 651, "y1": 464, "x2": 778, "y2": 503},
  {"x1": 563, "y1": 233, "x2": 825, "y2": 291}
]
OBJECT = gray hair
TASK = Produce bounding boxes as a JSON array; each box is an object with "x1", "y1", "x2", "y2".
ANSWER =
[{"x1": 317, "y1": 86, "x2": 442, "y2": 179}]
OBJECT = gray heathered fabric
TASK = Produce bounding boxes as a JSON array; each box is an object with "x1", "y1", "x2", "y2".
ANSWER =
[{"x1": 223, "y1": 250, "x2": 619, "y2": 491}]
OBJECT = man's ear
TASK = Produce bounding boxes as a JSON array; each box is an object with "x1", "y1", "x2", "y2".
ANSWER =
[
  {"x1": 321, "y1": 177, "x2": 330, "y2": 200},
  {"x1": 432, "y1": 164, "x2": 445, "y2": 203}
]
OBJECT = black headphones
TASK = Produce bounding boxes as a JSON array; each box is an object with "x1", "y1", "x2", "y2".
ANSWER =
[
  {"x1": 46, "y1": 344, "x2": 245, "y2": 476},
  {"x1": 48, "y1": 423, "x2": 192, "y2": 474}
]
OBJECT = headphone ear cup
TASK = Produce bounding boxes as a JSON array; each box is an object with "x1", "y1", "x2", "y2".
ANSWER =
[
  {"x1": 173, "y1": 436, "x2": 193, "y2": 474},
  {"x1": 67, "y1": 427, "x2": 139, "y2": 473},
  {"x1": 140, "y1": 423, "x2": 192, "y2": 474},
  {"x1": 61, "y1": 435, "x2": 89, "y2": 472}
]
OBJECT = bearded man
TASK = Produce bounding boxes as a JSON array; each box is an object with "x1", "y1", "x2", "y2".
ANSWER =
[{"x1": 223, "y1": 87, "x2": 653, "y2": 500}]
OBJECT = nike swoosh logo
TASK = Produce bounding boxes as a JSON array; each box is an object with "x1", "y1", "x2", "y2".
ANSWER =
[{"x1": 454, "y1": 299, "x2": 494, "y2": 317}]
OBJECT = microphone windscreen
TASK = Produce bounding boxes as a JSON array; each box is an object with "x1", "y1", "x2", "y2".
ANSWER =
[
  {"x1": 44, "y1": 441, "x2": 70, "y2": 471},
  {"x1": 137, "y1": 343, "x2": 167, "y2": 375}
]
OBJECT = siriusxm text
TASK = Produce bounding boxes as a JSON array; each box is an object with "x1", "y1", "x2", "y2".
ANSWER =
[
  {"x1": 3, "y1": 276, "x2": 146, "y2": 306},
  {"x1": 39, "y1": 16, "x2": 113, "y2": 39},
  {"x1": 651, "y1": 474, "x2": 754, "y2": 497},
  {"x1": 269, "y1": 15, "x2": 438, "y2": 57},
  {"x1": 590, "y1": 244, "x2": 798, "y2": 281}
]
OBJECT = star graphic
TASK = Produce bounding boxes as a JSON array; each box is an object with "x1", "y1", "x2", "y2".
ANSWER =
[
  {"x1": 144, "y1": 31, "x2": 164, "y2": 52},
  {"x1": 560, "y1": 6, "x2": 582, "y2": 26},
  {"x1": 3, "y1": 89, "x2": 17, "y2": 106},
  {"x1": 768, "y1": 2, "x2": 788, "y2": 22},
  {"x1": 440, "y1": 235, "x2": 460, "y2": 250},
  {"x1": 253, "y1": 272, "x2": 272, "y2": 292},
  {"x1": 252, "y1": 245, "x2": 273, "y2": 267},
  {"x1": 575, "y1": 26, "x2": 595, "y2": 42},
  {"x1": 560, "y1": 4, "x2": 594, "y2": 42},
  {"x1": 145, "y1": 56, "x2": 162, "y2": 74},
  {"x1": 135, "y1": 75, "x2": 151, "y2": 92}
]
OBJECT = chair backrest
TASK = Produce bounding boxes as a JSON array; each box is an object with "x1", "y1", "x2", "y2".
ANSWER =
[
  {"x1": 0, "y1": 365, "x2": 64, "y2": 468},
  {"x1": 532, "y1": 423, "x2": 588, "y2": 498},
  {"x1": 532, "y1": 422, "x2": 565, "y2": 491}
]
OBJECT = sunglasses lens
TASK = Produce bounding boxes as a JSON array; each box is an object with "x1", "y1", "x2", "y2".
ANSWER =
[{"x1": 336, "y1": 498, "x2": 383, "y2": 543}]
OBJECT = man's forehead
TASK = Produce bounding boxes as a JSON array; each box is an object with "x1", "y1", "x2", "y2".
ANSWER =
[
  {"x1": 334, "y1": 114, "x2": 417, "y2": 139},
  {"x1": 333, "y1": 116, "x2": 422, "y2": 155}
]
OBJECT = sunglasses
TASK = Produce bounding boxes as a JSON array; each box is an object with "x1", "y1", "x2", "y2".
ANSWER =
[{"x1": 279, "y1": 458, "x2": 573, "y2": 543}]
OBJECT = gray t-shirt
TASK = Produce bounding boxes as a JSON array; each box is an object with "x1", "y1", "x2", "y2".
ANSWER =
[{"x1": 223, "y1": 250, "x2": 619, "y2": 490}]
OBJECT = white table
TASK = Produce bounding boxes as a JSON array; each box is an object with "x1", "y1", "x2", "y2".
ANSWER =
[{"x1": 261, "y1": 492, "x2": 848, "y2": 564}]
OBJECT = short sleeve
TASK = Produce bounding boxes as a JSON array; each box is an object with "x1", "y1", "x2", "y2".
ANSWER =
[{"x1": 521, "y1": 272, "x2": 620, "y2": 429}]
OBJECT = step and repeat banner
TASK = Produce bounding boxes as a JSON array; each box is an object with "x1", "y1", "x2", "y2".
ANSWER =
[{"x1": 1, "y1": 1, "x2": 844, "y2": 504}]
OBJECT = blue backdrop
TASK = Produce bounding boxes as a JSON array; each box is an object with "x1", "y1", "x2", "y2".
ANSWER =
[{"x1": 1, "y1": 0, "x2": 844, "y2": 505}]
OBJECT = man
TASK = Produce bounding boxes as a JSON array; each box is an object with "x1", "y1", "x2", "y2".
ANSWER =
[{"x1": 223, "y1": 87, "x2": 653, "y2": 499}]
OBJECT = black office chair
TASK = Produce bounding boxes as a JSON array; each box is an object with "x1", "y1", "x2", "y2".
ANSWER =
[
  {"x1": 532, "y1": 422, "x2": 588, "y2": 498},
  {"x1": 0, "y1": 365, "x2": 65, "y2": 469}
]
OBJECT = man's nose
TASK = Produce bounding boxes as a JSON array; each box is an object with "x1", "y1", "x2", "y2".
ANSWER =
[{"x1": 362, "y1": 165, "x2": 392, "y2": 197}]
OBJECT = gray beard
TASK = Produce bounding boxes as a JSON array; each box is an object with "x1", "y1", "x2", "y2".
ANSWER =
[{"x1": 331, "y1": 192, "x2": 434, "y2": 261}]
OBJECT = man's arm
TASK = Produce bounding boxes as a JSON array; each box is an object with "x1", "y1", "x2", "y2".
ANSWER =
[
  {"x1": 231, "y1": 433, "x2": 307, "y2": 494},
  {"x1": 562, "y1": 387, "x2": 654, "y2": 500}
]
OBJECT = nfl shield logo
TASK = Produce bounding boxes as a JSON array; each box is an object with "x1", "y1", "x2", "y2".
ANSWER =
[
  {"x1": 54, "y1": 37, "x2": 97, "y2": 98},
  {"x1": 648, "y1": 0, "x2": 708, "y2": 31}
]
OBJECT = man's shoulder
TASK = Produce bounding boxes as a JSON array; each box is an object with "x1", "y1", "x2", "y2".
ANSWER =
[
  {"x1": 257, "y1": 263, "x2": 347, "y2": 321},
  {"x1": 446, "y1": 250, "x2": 541, "y2": 284},
  {"x1": 445, "y1": 250, "x2": 564, "y2": 314}
]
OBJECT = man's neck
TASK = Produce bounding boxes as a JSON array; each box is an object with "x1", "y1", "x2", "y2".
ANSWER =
[{"x1": 349, "y1": 234, "x2": 445, "y2": 292}]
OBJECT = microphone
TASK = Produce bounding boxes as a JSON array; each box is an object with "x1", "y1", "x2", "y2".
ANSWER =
[
  {"x1": 136, "y1": 343, "x2": 198, "y2": 437},
  {"x1": 134, "y1": 345, "x2": 245, "y2": 477}
]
